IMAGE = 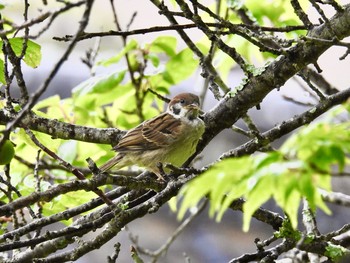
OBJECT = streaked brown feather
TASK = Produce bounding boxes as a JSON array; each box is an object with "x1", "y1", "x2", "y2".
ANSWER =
[
  {"x1": 113, "y1": 112, "x2": 182, "y2": 152},
  {"x1": 99, "y1": 154, "x2": 124, "y2": 171}
]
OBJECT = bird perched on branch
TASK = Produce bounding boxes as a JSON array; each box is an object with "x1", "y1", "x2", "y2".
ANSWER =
[{"x1": 99, "y1": 92, "x2": 205, "y2": 180}]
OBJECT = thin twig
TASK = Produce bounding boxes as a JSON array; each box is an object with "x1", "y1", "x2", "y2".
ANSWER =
[
  {"x1": 25, "y1": 129, "x2": 114, "y2": 206},
  {"x1": 133, "y1": 200, "x2": 207, "y2": 262}
]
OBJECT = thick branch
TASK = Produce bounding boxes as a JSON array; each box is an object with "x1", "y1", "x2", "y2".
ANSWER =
[
  {"x1": 0, "y1": 173, "x2": 163, "y2": 217},
  {"x1": 220, "y1": 87, "x2": 350, "y2": 159},
  {"x1": 0, "y1": 110, "x2": 125, "y2": 145},
  {"x1": 200, "y1": 4, "x2": 350, "y2": 151}
]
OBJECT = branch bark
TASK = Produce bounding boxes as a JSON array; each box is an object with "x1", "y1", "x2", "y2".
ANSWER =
[{"x1": 200, "y1": 4, "x2": 350, "y2": 151}]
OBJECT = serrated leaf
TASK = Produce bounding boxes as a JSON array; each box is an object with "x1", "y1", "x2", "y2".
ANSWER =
[
  {"x1": 253, "y1": 151, "x2": 282, "y2": 170},
  {"x1": 314, "y1": 189, "x2": 331, "y2": 215},
  {"x1": 282, "y1": 189, "x2": 301, "y2": 229},
  {"x1": 216, "y1": 179, "x2": 248, "y2": 221},
  {"x1": 178, "y1": 170, "x2": 217, "y2": 220},
  {"x1": 243, "y1": 175, "x2": 273, "y2": 232},
  {"x1": 61, "y1": 190, "x2": 97, "y2": 207},
  {"x1": 25, "y1": 131, "x2": 61, "y2": 154},
  {"x1": 298, "y1": 171, "x2": 316, "y2": 209},
  {"x1": 209, "y1": 171, "x2": 234, "y2": 217},
  {"x1": 42, "y1": 199, "x2": 73, "y2": 225},
  {"x1": 193, "y1": 157, "x2": 252, "y2": 219}
]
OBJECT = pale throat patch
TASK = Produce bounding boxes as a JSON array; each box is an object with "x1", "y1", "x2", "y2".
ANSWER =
[{"x1": 170, "y1": 103, "x2": 199, "y2": 121}]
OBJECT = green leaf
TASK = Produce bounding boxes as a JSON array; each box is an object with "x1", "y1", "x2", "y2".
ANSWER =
[
  {"x1": 42, "y1": 190, "x2": 97, "y2": 225},
  {"x1": 253, "y1": 151, "x2": 283, "y2": 170},
  {"x1": 146, "y1": 53, "x2": 160, "y2": 67},
  {"x1": 0, "y1": 58, "x2": 4, "y2": 84},
  {"x1": 21, "y1": 174, "x2": 51, "y2": 194},
  {"x1": 42, "y1": 199, "x2": 73, "y2": 225},
  {"x1": 179, "y1": 157, "x2": 252, "y2": 221},
  {"x1": 33, "y1": 95, "x2": 61, "y2": 111},
  {"x1": 245, "y1": 0, "x2": 309, "y2": 26},
  {"x1": 208, "y1": 171, "x2": 236, "y2": 217},
  {"x1": 209, "y1": 157, "x2": 252, "y2": 218},
  {"x1": 282, "y1": 188, "x2": 301, "y2": 229},
  {"x1": 216, "y1": 179, "x2": 248, "y2": 221},
  {"x1": 163, "y1": 48, "x2": 198, "y2": 84},
  {"x1": 0, "y1": 140, "x2": 15, "y2": 165},
  {"x1": 57, "y1": 140, "x2": 78, "y2": 163},
  {"x1": 8, "y1": 38, "x2": 42, "y2": 68},
  {"x1": 168, "y1": 196, "x2": 178, "y2": 213},
  {"x1": 22, "y1": 131, "x2": 61, "y2": 155},
  {"x1": 60, "y1": 190, "x2": 97, "y2": 208},
  {"x1": 149, "y1": 36, "x2": 177, "y2": 57},
  {"x1": 178, "y1": 170, "x2": 216, "y2": 220},
  {"x1": 99, "y1": 39, "x2": 138, "y2": 66},
  {"x1": 73, "y1": 71, "x2": 126, "y2": 97},
  {"x1": 243, "y1": 174, "x2": 273, "y2": 231},
  {"x1": 178, "y1": 113, "x2": 350, "y2": 232}
]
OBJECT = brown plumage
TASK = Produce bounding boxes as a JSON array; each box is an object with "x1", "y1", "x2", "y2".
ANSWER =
[{"x1": 99, "y1": 93, "x2": 205, "y2": 179}]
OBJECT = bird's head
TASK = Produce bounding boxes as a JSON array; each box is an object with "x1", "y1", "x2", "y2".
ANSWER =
[{"x1": 168, "y1": 93, "x2": 201, "y2": 120}]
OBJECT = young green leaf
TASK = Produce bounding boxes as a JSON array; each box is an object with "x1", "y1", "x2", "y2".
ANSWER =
[
  {"x1": 8, "y1": 38, "x2": 42, "y2": 68},
  {"x1": 0, "y1": 58, "x2": 5, "y2": 84},
  {"x1": 145, "y1": 53, "x2": 160, "y2": 67},
  {"x1": 98, "y1": 40, "x2": 138, "y2": 66},
  {"x1": 163, "y1": 48, "x2": 198, "y2": 84},
  {"x1": 243, "y1": 174, "x2": 273, "y2": 231},
  {"x1": 73, "y1": 71, "x2": 126, "y2": 97},
  {"x1": 149, "y1": 36, "x2": 177, "y2": 57},
  {"x1": 33, "y1": 95, "x2": 61, "y2": 111},
  {"x1": 0, "y1": 140, "x2": 15, "y2": 165}
]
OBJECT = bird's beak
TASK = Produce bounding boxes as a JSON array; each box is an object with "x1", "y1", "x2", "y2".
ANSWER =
[
  {"x1": 185, "y1": 103, "x2": 200, "y2": 110},
  {"x1": 185, "y1": 103, "x2": 202, "y2": 116}
]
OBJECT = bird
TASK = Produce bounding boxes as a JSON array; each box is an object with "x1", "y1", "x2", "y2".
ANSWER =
[{"x1": 99, "y1": 92, "x2": 205, "y2": 180}]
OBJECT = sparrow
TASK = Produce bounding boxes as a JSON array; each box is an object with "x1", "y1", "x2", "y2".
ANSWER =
[{"x1": 99, "y1": 93, "x2": 205, "y2": 179}]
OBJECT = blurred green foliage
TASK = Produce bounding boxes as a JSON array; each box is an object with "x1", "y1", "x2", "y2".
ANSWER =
[
  {"x1": 0, "y1": 0, "x2": 314, "y2": 226},
  {"x1": 179, "y1": 106, "x2": 350, "y2": 231}
]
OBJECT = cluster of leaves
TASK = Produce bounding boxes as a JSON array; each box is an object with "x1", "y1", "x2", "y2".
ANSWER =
[
  {"x1": 1, "y1": 0, "x2": 349, "y2": 261},
  {"x1": 178, "y1": 106, "x2": 350, "y2": 232},
  {"x1": 0, "y1": 35, "x2": 200, "y2": 221},
  {"x1": 0, "y1": 37, "x2": 41, "y2": 84},
  {"x1": 201, "y1": 0, "x2": 308, "y2": 78}
]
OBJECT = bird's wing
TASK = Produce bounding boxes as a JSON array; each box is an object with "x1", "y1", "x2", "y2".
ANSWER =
[{"x1": 113, "y1": 113, "x2": 182, "y2": 152}]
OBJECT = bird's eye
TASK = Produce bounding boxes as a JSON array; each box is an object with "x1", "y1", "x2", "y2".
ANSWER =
[{"x1": 180, "y1": 99, "x2": 185, "y2": 104}]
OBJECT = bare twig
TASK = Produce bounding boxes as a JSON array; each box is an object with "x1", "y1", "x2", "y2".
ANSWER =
[
  {"x1": 133, "y1": 200, "x2": 207, "y2": 262},
  {"x1": 25, "y1": 129, "x2": 114, "y2": 206}
]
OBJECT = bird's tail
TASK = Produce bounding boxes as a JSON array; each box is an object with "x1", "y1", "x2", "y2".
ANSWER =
[{"x1": 99, "y1": 154, "x2": 123, "y2": 172}]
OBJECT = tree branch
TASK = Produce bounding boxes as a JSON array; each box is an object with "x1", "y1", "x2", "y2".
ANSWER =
[
  {"x1": 0, "y1": 110, "x2": 125, "y2": 145},
  {"x1": 199, "y1": 4, "x2": 350, "y2": 154}
]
